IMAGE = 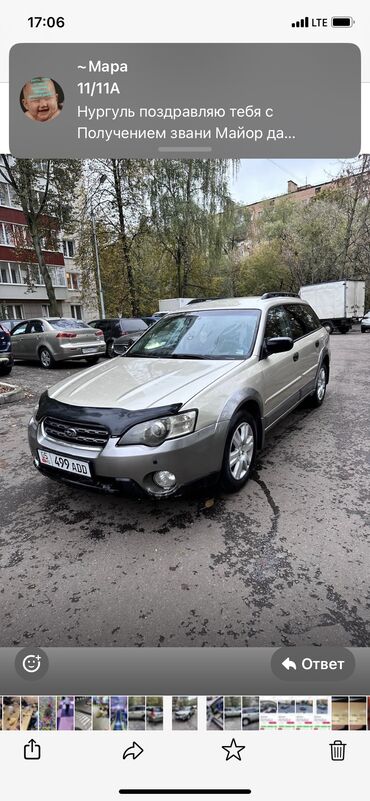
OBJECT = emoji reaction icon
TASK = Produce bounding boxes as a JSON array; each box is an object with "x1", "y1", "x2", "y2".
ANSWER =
[
  {"x1": 15, "y1": 647, "x2": 49, "y2": 681},
  {"x1": 22, "y1": 654, "x2": 42, "y2": 673}
]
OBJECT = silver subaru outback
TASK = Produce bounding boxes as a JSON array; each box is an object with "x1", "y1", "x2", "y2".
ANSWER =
[{"x1": 28, "y1": 295, "x2": 330, "y2": 497}]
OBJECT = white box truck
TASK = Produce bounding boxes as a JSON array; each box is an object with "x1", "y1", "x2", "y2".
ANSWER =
[
  {"x1": 299, "y1": 280, "x2": 365, "y2": 333},
  {"x1": 158, "y1": 298, "x2": 195, "y2": 312}
]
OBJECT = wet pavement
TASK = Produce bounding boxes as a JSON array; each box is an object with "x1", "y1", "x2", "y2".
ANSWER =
[{"x1": 0, "y1": 331, "x2": 369, "y2": 647}]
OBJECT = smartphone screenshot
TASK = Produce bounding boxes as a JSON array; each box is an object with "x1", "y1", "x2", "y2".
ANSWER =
[{"x1": 0, "y1": 2, "x2": 369, "y2": 798}]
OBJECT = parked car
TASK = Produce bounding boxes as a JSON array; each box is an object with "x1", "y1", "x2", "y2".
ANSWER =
[
  {"x1": 11, "y1": 318, "x2": 105, "y2": 369},
  {"x1": 112, "y1": 327, "x2": 149, "y2": 355},
  {"x1": 360, "y1": 311, "x2": 370, "y2": 333},
  {"x1": 88, "y1": 317, "x2": 148, "y2": 358},
  {"x1": 141, "y1": 316, "x2": 158, "y2": 327},
  {"x1": 175, "y1": 707, "x2": 194, "y2": 721},
  {"x1": 224, "y1": 707, "x2": 241, "y2": 717},
  {"x1": 129, "y1": 704, "x2": 146, "y2": 720},
  {"x1": 242, "y1": 706, "x2": 260, "y2": 726},
  {"x1": 0, "y1": 323, "x2": 13, "y2": 376},
  {"x1": 260, "y1": 702, "x2": 277, "y2": 714},
  {"x1": 146, "y1": 706, "x2": 163, "y2": 723},
  {"x1": 0, "y1": 319, "x2": 23, "y2": 332},
  {"x1": 29, "y1": 295, "x2": 330, "y2": 496}
]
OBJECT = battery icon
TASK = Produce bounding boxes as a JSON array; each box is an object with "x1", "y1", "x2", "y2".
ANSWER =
[{"x1": 331, "y1": 16, "x2": 354, "y2": 27}]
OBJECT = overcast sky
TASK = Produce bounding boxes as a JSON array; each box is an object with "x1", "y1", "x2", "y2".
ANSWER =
[{"x1": 231, "y1": 159, "x2": 357, "y2": 205}]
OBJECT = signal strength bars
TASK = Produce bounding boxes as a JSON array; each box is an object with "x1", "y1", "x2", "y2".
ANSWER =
[{"x1": 292, "y1": 16, "x2": 309, "y2": 27}]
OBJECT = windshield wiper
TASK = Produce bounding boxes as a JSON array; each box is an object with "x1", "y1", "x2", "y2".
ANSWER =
[{"x1": 167, "y1": 353, "x2": 209, "y2": 359}]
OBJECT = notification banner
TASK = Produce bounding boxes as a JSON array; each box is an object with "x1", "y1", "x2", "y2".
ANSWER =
[{"x1": 9, "y1": 43, "x2": 360, "y2": 158}]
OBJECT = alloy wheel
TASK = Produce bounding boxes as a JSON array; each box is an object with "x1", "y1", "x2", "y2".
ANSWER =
[{"x1": 228, "y1": 422, "x2": 254, "y2": 481}]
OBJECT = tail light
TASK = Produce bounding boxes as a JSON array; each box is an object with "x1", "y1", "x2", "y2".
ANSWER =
[
  {"x1": 95, "y1": 329, "x2": 104, "y2": 337},
  {"x1": 56, "y1": 332, "x2": 77, "y2": 338}
]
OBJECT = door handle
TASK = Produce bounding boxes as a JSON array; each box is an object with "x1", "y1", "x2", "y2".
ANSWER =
[
  {"x1": 315, "y1": 340, "x2": 320, "y2": 348},
  {"x1": 293, "y1": 352, "x2": 299, "y2": 361}
]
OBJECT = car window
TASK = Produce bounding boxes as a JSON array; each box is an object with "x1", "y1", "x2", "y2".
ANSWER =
[
  {"x1": 121, "y1": 319, "x2": 148, "y2": 332},
  {"x1": 283, "y1": 305, "x2": 307, "y2": 340},
  {"x1": 26, "y1": 320, "x2": 44, "y2": 334},
  {"x1": 285, "y1": 303, "x2": 320, "y2": 335},
  {"x1": 11, "y1": 322, "x2": 28, "y2": 336},
  {"x1": 48, "y1": 319, "x2": 90, "y2": 329},
  {"x1": 265, "y1": 305, "x2": 291, "y2": 338}
]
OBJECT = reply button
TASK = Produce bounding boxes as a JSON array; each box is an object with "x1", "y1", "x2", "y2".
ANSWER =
[{"x1": 271, "y1": 647, "x2": 355, "y2": 681}]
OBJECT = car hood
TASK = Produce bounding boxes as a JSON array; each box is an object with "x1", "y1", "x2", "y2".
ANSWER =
[{"x1": 47, "y1": 356, "x2": 242, "y2": 410}]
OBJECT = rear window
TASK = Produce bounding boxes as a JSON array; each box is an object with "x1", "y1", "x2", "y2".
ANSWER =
[
  {"x1": 48, "y1": 319, "x2": 90, "y2": 330},
  {"x1": 120, "y1": 319, "x2": 148, "y2": 332},
  {"x1": 285, "y1": 303, "x2": 321, "y2": 334}
]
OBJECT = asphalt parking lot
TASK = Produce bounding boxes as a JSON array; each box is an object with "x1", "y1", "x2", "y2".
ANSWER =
[{"x1": 0, "y1": 331, "x2": 369, "y2": 647}]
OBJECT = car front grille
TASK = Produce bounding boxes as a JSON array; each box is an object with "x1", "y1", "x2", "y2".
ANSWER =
[{"x1": 42, "y1": 416, "x2": 110, "y2": 449}]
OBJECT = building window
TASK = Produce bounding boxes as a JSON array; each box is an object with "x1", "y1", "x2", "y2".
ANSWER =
[
  {"x1": 47, "y1": 265, "x2": 67, "y2": 287},
  {"x1": 0, "y1": 264, "x2": 9, "y2": 283},
  {"x1": 9, "y1": 263, "x2": 21, "y2": 284},
  {"x1": 0, "y1": 183, "x2": 9, "y2": 206},
  {"x1": 41, "y1": 305, "x2": 50, "y2": 317},
  {"x1": 63, "y1": 240, "x2": 75, "y2": 258},
  {"x1": 66, "y1": 271, "x2": 79, "y2": 290},
  {"x1": 71, "y1": 304, "x2": 82, "y2": 320},
  {"x1": 0, "y1": 222, "x2": 33, "y2": 247},
  {"x1": 4, "y1": 304, "x2": 23, "y2": 320},
  {"x1": 0, "y1": 262, "x2": 22, "y2": 284}
]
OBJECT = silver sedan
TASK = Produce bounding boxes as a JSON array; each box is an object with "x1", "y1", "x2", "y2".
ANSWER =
[{"x1": 11, "y1": 317, "x2": 106, "y2": 369}]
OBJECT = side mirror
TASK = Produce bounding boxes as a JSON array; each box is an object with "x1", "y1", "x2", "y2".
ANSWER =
[{"x1": 264, "y1": 336, "x2": 294, "y2": 355}]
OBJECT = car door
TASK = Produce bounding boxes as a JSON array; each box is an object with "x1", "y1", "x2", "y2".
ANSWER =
[
  {"x1": 10, "y1": 321, "x2": 29, "y2": 358},
  {"x1": 24, "y1": 319, "x2": 45, "y2": 359},
  {"x1": 262, "y1": 304, "x2": 303, "y2": 429},
  {"x1": 283, "y1": 304, "x2": 324, "y2": 396}
]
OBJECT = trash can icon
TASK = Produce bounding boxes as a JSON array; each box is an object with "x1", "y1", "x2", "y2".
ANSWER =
[{"x1": 330, "y1": 740, "x2": 346, "y2": 761}]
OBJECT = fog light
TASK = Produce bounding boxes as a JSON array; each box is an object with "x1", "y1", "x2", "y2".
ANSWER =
[{"x1": 153, "y1": 470, "x2": 176, "y2": 490}]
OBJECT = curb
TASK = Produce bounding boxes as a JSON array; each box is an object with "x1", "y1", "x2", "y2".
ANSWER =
[{"x1": 0, "y1": 383, "x2": 24, "y2": 405}]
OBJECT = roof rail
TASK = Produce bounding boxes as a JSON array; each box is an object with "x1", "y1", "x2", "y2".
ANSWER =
[
  {"x1": 186, "y1": 297, "x2": 223, "y2": 304},
  {"x1": 260, "y1": 292, "x2": 299, "y2": 300}
]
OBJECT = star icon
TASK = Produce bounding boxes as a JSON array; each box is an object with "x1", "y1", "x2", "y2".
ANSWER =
[{"x1": 222, "y1": 738, "x2": 245, "y2": 761}]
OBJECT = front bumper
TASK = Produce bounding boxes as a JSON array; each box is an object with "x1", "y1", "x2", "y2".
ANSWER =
[{"x1": 28, "y1": 416, "x2": 228, "y2": 497}]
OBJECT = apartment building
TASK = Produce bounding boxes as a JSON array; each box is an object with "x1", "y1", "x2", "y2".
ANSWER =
[{"x1": 0, "y1": 180, "x2": 99, "y2": 322}]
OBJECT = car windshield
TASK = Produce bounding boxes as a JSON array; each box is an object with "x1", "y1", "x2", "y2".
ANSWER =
[
  {"x1": 47, "y1": 318, "x2": 90, "y2": 329},
  {"x1": 126, "y1": 309, "x2": 260, "y2": 360}
]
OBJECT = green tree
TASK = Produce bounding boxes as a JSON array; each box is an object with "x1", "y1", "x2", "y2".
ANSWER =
[{"x1": 148, "y1": 160, "x2": 238, "y2": 296}]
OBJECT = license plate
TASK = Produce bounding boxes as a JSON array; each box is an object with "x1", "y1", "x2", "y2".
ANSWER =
[
  {"x1": 38, "y1": 450, "x2": 91, "y2": 477},
  {"x1": 82, "y1": 347, "x2": 98, "y2": 353}
]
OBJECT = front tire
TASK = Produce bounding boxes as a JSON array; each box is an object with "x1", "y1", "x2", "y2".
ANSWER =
[
  {"x1": 39, "y1": 347, "x2": 55, "y2": 369},
  {"x1": 0, "y1": 364, "x2": 12, "y2": 376},
  {"x1": 220, "y1": 411, "x2": 257, "y2": 493},
  {"x1": 309, "y1": 363, "x2": 327, "y2": 407}
]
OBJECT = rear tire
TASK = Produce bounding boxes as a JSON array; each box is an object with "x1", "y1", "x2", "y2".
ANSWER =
[
  {"x1": 324, "y1": 321, "x2": 334, "y2": 334},
  {"x1": 220, "y1": 411, "x2": 257, "y2": 493},
  {"x1": 39, "y1": 347, "x2": 55, "y2": 369},
  {"x1": 309, "y1": 363, "x2": 328, "y2": 407},
  {"x1": 85, "y1": 355, "x2": 100, "y2": 365}
]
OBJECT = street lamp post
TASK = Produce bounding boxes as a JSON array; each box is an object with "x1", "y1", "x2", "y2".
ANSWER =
[{"x1": 91, "y1": 205, "x2": 106, "y2": 318}]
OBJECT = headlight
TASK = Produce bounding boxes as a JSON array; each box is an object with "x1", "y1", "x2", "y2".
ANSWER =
[{"x1": 117, "y1": 410, "x2": 197, "y2": 447}]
